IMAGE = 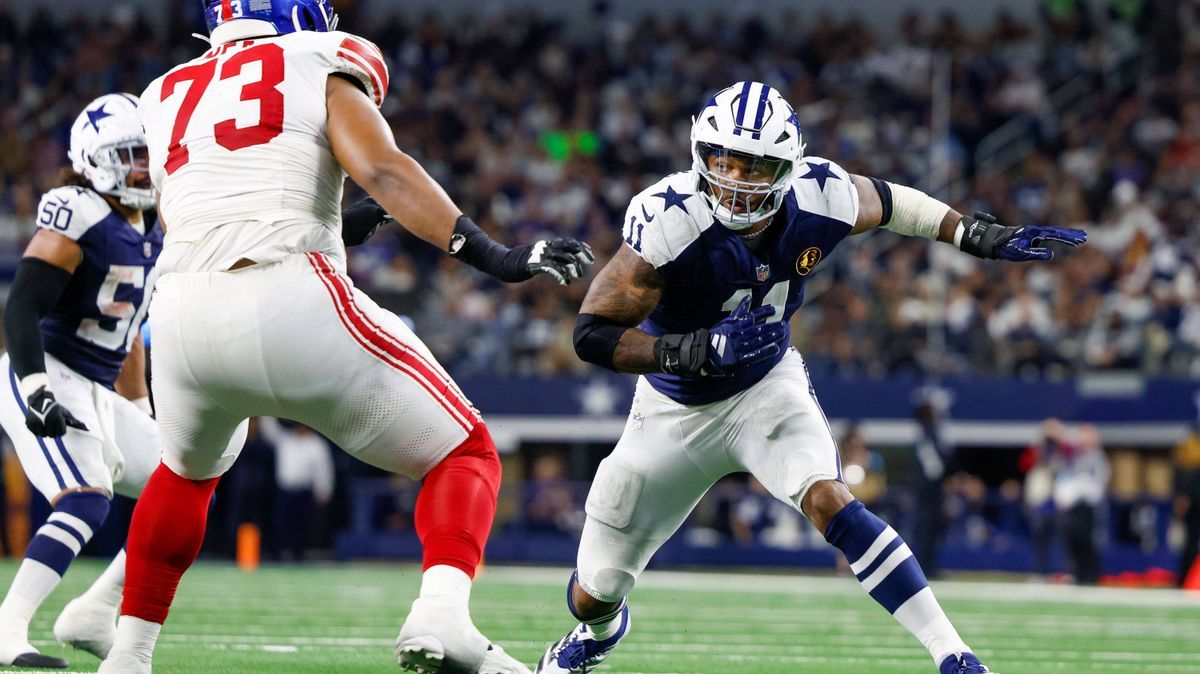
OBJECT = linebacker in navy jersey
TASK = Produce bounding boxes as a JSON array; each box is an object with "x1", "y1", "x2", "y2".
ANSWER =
[
  {"x1": 0, "y1": 94, "x2": 167, "y2": 669},
  {"x1": 542, "y1": 82, "x2": 1086, "y2": 674}
]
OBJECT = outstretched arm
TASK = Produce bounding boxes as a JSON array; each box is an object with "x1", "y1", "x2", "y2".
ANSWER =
[
  {"x1": 847, "y1": 174, "x2": 1086, "y2": 260},
  {"x1": 325, "y1": 76, "x2": 593, "y2": 284}
]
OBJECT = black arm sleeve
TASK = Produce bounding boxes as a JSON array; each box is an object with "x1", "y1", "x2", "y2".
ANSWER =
[
  {"x1": 4, "y1": 258, "x2": 71, "y2": 380},
  {"x1": 868, "y1": 177, "x2": 893, "y2": 227},
  {"x1": 573, "y1": 313, "x2": 631, "y2": 372}
]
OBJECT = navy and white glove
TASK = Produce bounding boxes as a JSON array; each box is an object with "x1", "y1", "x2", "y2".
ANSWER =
[
  {"x1": 24, "y1": 384, "x2": 87, "y2": 437},
  {"x1": 655, "y1": 296, "x2": 786, "y2": 377},
  {"x1": 958, "y1": 212, "x2": 1087, "y2": 261},
  {"x1": 449, "y1": 216, "x2": 596, "y2": 285},
  {"x1": 341, "y1": 196, "x2": 392, "y2": 247}
]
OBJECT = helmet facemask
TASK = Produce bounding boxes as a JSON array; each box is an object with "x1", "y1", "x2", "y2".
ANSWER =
[
  {"x1": 89, "y1": 139, "x2": 156, "y2": 211},
  {"x1": 693, "y1": 142, "x2": 793, "y2": 230}
]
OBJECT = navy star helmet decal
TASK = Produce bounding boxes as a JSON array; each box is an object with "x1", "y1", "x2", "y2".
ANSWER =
[{"x1": 86, "y1": 103, "x2": 113, "y2": 131}]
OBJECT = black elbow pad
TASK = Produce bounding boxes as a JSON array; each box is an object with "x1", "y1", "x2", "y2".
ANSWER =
[{"x1": 573, "y1": 313, "x2": 629, "y2": 372}]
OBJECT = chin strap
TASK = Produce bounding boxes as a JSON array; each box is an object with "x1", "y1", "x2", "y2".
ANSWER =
[{"x1": 191, "y1": 32, "x2": 211, "y2": 44}]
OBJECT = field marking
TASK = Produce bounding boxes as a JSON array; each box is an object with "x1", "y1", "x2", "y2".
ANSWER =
[{"x1": 480, "y1": 566, "x2": 1200, "y2": 609}]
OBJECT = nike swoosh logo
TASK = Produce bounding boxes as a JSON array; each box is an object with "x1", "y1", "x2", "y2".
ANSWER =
[{"x1": 641, "y1": 205, "x2": 655, "y2": 222}]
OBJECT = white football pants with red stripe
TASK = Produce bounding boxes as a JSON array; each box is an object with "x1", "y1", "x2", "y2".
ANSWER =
[{"x1": 148, "y1": 251, "x2": 479, "y2": 481}]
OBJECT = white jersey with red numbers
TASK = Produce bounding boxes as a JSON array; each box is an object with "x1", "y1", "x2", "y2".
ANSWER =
[{"x1": 138, "y1": 29, "x2": 388, "y2": 274}]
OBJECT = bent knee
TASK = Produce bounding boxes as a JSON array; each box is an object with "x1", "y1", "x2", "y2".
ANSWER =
[
  {"x1": 800, "y1": 479, "x2": 854, "y2": 533},
  {"x1": 576, "y1": 566, "x2": 635, "y2": 608}
]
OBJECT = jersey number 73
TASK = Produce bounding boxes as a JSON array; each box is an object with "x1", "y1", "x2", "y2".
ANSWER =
[{"x1": 161, "y1": 42, "x2": 285, "y2": 175}]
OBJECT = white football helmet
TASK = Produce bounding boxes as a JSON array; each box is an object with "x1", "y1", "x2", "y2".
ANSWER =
[
  {"x1": 690, "y1": 82, "x2": 805, "y2": 229},
  {"x1": 68, "y1": 93, "x2": 155, "y2": 211}
]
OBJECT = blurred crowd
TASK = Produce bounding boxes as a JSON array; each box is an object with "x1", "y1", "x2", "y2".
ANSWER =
[{"x1": 1, "y1": 1, "x2": 1199, "y2": 380}]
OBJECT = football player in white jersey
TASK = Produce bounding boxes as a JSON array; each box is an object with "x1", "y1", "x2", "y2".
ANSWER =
[
  {"x1": 100, "y1": 2, "x2": 591, "y2": 673},
  {"x1": 544, "y1": 82, "x2": 1087, "y2": 674},
  {"x1": 0, "y1": 94, "x2": 166, "y2": 669}
]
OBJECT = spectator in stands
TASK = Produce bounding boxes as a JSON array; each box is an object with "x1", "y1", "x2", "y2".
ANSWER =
[
  {"x1": 910, "y1": 387, "x2": 955, "y2": 578},
  {"x1": 730, "y1": 477, "x2": 808, "y2": 550},
  {"x1": 524, "y1": 454, "x2": 583, "y2": 536},
  {"x1": 1053, "y1": 424, "x2": 1111, "y2": 584},
  {"x1": 840, "y1": 424, "x2": 887, "y2": 509},
  {"x1": 1020, "y1": 420, "x2": 1060, "y2": 578},
  {"x1": 262, "y1": 419, "x2": 335, "y2": 561},
  {"x1": 215, "y1": 418, "x2": 276, "y2": 556},
  {"x1": 1173, "y1": 421, "x2": 1200, "y2": 586}
]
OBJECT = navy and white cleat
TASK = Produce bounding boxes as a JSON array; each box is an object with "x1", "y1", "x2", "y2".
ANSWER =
[
  {"x1": 940, "y1": 652, "x2": 995, "y2": 674},
  {"x1": 534, "y1": 604, "x2": 629, "y2": 674}
]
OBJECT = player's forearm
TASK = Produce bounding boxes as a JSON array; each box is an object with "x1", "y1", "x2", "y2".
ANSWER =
[
  {"x1": 357, "y1": 152, "x2": 461, "y2": 250},
  {"x1": 612, "y1": 328, "x2": 662, "y2": 374},
  {"x1": 4, "y1": 258, "x2": 70, "y2": 386},
  {"x1": 114, "y1": 334, "x2": 150, "y2": 402}
]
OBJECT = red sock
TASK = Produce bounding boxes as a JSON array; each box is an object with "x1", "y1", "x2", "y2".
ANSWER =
[
  {"x1": 414, "y1": 423, "x2": 502, "y2": 578},
  {"x1": 122, "y1": 463, "x2": 220, "y2": 624}
]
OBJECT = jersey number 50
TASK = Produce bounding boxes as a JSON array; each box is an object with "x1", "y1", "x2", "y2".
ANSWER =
[{"x1": 161, "y1": 43, "x2": 285, "y2": 175}]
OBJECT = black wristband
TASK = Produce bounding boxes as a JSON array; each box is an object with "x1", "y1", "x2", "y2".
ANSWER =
[
  {"x1": 573, "y1": 314, "x2": 629, "y2": 371},
  {"x1": 447, "y1": 216, "x2": 530, "y2": 282},
  {"x1": 957, "y1": 212, "x2": 1013, "y2": 259},
  {"x1": 868, "y1": 177, "x2": 893, "y2": 227},
  {"x1": 653, "y1": 330, "x2": 708, "y2": 376},
  {"x1": 4, "y1": 258, "x2": 72, "y2": 380}
]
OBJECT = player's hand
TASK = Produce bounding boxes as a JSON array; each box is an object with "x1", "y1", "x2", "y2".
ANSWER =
[
  {"x1": 702, "y1": 296, "x2": 786, "y2": 376},
  {"x1": 502, "y1": 238, "x2": 596, "y2": 285},
  {"x1": 341, "y1": 196, "x2": 392, "y2": 247},
  {"x1": 25, "y1": 386, "x2": 88, "y2": 437},
  {"x1": 655, "y1": 296, "x2": 786, "y2": 377},
  {"x1": 958, "y1": 212, "x2": 1087, "y2": 261}
]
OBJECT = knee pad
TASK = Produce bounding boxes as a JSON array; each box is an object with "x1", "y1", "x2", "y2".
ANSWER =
[
  {"x1": 51, "y1": 491, "x2": 111, "y2": 543},
  {"x1": 574, "y1": 565, "x2": 636, "y2": 605}
]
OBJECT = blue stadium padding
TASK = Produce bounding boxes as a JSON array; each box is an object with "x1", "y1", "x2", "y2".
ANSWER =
[{"x1": 456, "y1": 373, "x2": 1199, "y2": 422}]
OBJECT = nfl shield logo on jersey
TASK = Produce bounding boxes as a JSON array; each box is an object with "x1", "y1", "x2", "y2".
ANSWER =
[
  {"x1": 755, "y1": 264, "x2": 770, "y2": 281},
  {"x1": 143, "y1": 242, "x2": 152, "y2": 258}
]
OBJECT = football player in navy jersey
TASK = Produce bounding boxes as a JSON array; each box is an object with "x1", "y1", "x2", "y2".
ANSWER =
[
  {"x1": 0, "y1": 94, "x2": 165, "y2": 668},
  {"x1": 542, "y1": 82, "x2": 1087, "y2": 674},
  {"x1": 0, "y1": 88, "x2": 393, "y2": 669}
]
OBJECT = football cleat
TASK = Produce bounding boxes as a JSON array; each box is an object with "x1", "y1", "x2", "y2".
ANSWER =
[
  {"x1": 940, "y1": 652, "x2": 995, "y2": 674},
  {"x1": 97, "y1": 651, "x2": 151, "y2": 673},
  {"x1": 397, "y1": 596, "x2": 529, "y2": 674},
  {"x1": 535, "y1": 604, "x2": 629, "y2": 674},
  {"x1": 54, "y1": 595, "x2": 119, "y2": 659},
  {"x1": 0, "y1": 624, "x2": 69, "y2": 669}
]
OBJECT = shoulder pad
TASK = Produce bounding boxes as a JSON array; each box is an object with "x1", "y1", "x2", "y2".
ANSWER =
[
  {"x1": 34, "y1": 187, "x2": 113, "y2": 241},
  {"x1": 789, "y1": 156, "x2": 859, "y2": 227},
  {"x1": 621, "y1": 172, "x2": 711, "y2": 269},
  {"x1": 318, "y1": 31, "x2": 389, "y2": 107}
]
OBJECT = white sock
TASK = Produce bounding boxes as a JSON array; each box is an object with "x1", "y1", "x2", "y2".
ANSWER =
[
  {"x1": 892, "y1": 587, "x2": 970, "y2": 664},
  {"x1": 81, "y1": 550, "x2": 126, "y2": 608},
  {"x1": 108, "y1": 616, "x2": 161, "y2": 663},
  {"x1": 418, "y1": 565, "x2": 472, "y2": 606},
  {"x1": 0, "y1": 560, "x2": 63, "y2": 637},
  {"x1": 587, "y1": 611, "x2": 624, "y2": 640}
]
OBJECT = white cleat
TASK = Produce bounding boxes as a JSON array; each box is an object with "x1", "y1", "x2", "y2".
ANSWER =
[
  {"x1": 97, "y1": 650, "x2": 151, "y2": 674},
  {"x1": 0, "y1": 623, "x2": 68, "y2": 668},
  {"x1": 395, "y1": 596, "x2": 530, "y2": 674},
  {"x1": 53, "y1": 596, "x2": 118, "y2": 659},
  {"x1": 479, "y1": 642, "x2": 532, "y2": 674},
  {"x1": 395, "y1": 597, "x2": 488, "y2": 674}
]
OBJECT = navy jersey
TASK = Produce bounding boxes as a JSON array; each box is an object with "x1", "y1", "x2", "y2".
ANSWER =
[
  {"x1": 622, "y1": 157, "x2": 859, "y2": 405},
  {"x1": 34, "y1": 187, "x2": 162, "y2": 387}
]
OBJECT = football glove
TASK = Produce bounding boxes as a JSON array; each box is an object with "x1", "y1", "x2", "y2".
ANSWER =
[
  {"x1": 655, "y1": 296, "x2": 786, "y2": 377},
  {"x1": 25, "y1": 385, "x2": 88, "y2": 437},
  {"x1": 449, "y1": 216, "x2": 595, "y2": 285},
  {"x1": 341, "y1": 196, "x2": 392, "y2": 247},
  {"x1": 958, "y1": 212, "x2": 1087, "y2": 261}
]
